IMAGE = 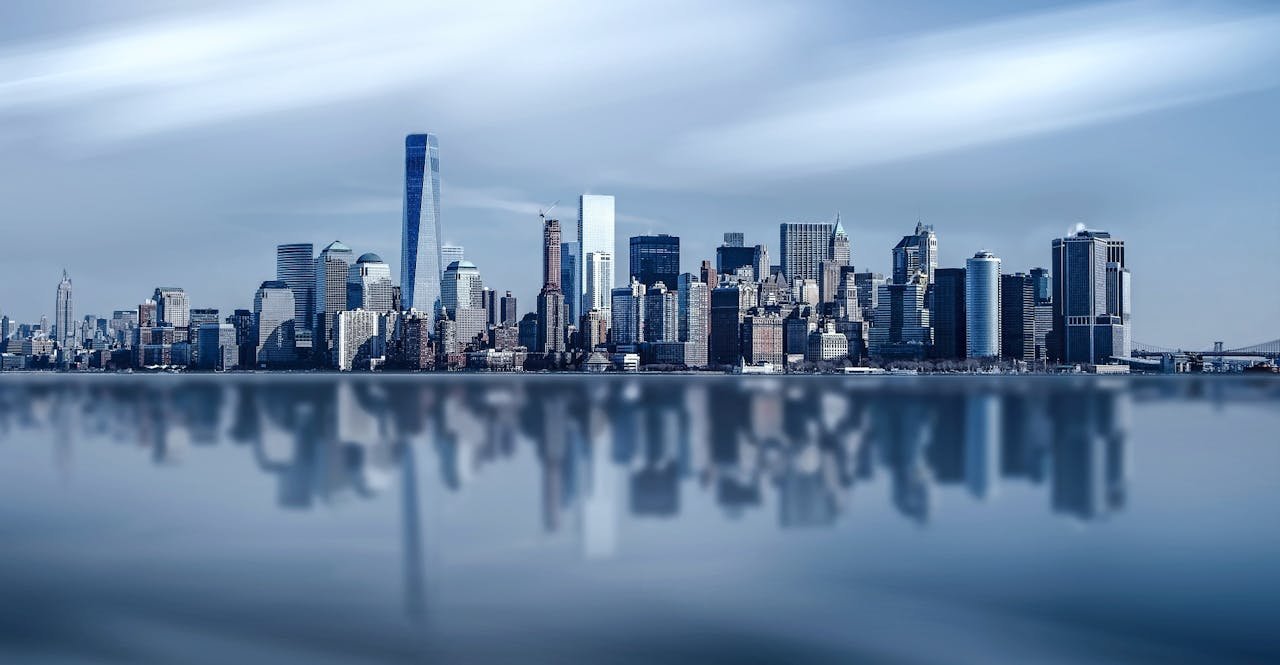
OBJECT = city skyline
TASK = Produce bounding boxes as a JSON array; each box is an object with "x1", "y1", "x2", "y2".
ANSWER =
[{"x1": 0, "y1": 2, "x2": 1277, "y2": 347}]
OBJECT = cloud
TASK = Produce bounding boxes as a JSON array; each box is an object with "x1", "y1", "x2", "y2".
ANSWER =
[{"x1": 665, "y1": 2, "x2": 1280, "y2": 180}]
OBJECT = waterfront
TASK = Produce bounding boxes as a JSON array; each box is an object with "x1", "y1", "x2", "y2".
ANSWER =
[{"x1": 1, "y1": 375, "x2": 1277, "y2": 663}]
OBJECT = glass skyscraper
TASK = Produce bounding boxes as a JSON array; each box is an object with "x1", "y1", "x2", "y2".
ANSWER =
[
  {"x1": 629, "y1": 234, "x2": 680, "y2": 289},
  {"x1": 276, "y1": 243, "x2": 315, "y2": 330},
  {"x1": 401, "y1": 133, "x2": 443, "y2": 316},
  {"x1": 577, "y1": 195, "x2": 615, "y2": 319},
  {"x1": 965, "y1": 251, "x2": 1002, "y2": 359},
  {"x1": 1050, "y1": 229, "x2": 1129, "y2": 364}
]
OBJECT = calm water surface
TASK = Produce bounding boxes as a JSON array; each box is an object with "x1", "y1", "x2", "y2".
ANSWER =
[{"x1": 1, "y1": 375, "x2": 1278, "y2": 664}]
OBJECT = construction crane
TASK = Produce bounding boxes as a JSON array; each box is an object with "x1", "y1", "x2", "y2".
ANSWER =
[{"x1": 539, "y1": 200, "x2": 559, "y2": 223}]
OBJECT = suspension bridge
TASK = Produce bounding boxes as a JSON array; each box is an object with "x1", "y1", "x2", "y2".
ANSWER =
[{"x1": 1131, "y1": 338, "x2": 1280, "y2": 360}]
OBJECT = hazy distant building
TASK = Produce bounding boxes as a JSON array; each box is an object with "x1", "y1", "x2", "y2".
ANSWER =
[
  {"x1": 723, "y1": 232, "x2": 744, "y2": 247},
  {"x1": 401, "y1": 133, "x2": 443, "y2": 316},
  {"x1": 869, "y1": 273, "x2": 931, "y2": 359},
  {"x1": 499, "y1": 291, "x2": 519, "y2": 326},
  {"x1": 965, "y1": 251, "x2": 1001, "y2": 359},
  {"x1": 1050, "y1": 229, "x2": 1130, "y2": 364},
  {"x1": 577, "y1": 194, "x2": 615, "y2": 323},
  {"x1": 154, "y1": 287, "x2": 190, "y2": 331},
  {"x1": 441, "y1": 244, "x2": 464, "y2": 268},
  {"x1": 254, "y1": 280, "x2": 296, "y2": 367},
  {"x1": 54, "y1": 270, "x2": 74, "y2": 351},
  {"x1": 629, "y1": 234, "x2": 680, "y2": 290},
  {"x1": 716, "y1": 242, "x2": 769, "y2": 282},
  {"x1": 560, "y1": 242, "x2": 579, "y2": 324}
]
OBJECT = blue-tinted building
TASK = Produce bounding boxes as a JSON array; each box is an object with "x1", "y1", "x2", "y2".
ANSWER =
[
  {"x1": 629, "y1": 234, "x2": 680, "y2": 290},
  {"x1": 401, "y1": 133, "x2": 443, "y2": 316}
]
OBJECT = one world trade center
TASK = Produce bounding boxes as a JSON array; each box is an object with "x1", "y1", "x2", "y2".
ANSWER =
[{"x1": 401, "y1": 133, "x2": 443, "y2": 319}]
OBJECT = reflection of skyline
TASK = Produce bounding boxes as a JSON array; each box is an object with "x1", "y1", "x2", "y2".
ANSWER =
[{"x1": 0, "y1": 377, "x2": 1220, "y2": 535}]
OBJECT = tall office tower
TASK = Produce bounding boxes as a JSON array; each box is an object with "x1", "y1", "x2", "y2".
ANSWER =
[
  {"x1": 276, "y1": 243, "x2": 315, "y2": 329},
  {"x1": 780, "y1": 223, "x2": 835, "y2": 281},
  {"x1": 517, "y1": 312, "x2": 539, "y2": 351},
  {"x1": 336, "y1": 309, "x2": 382, "y2": 371},
  {"x1": 137, "y1": 299, "x2": 157, "y2": 327},
  {"x1": 577, "y1": 194, "x2": 615, "y2": 319},
  {"x1": 610, "y1": 279, "x2": 646, "y2": 345},
  {"x1": 710, "y1": 282, "x2": 756, "y2": 364},
  {"x1": 699, "y1": 258, "x2": 717, "y2": 307},
  {"x1": 442, "y1": 260, "x2": 486, "y2": 345},
  {"x1": 54, "y1": 270, "x2": 73, "y2": 350},
  {"x1": 1030, "y1": 267, "x2": 1051, "y2": 304},
  {"x1": 931, "y1": 267, "x2": 966, "y2": 359},
  {"x1": 542, "y1": 219, "x2": 562, "y2": 290},
  {"x1": 314, "y1": 240, "x2": 354, "y2": 360},
  {"x1": 441, "y1": 245, "x2": 464, "y2": 268},
  {"x1": 584, "y1": 252, "x2": 614, "y2": 317},
  {"x1": 188, "y1": 308, "x2": 219, "y2": 365},
  {"x1": 834, "y1": 266, "x2": 861, "y2": 321},
  {"x1": 1, "y1": 315, "x2": 11, "y2": 340},
  {"x1": 1001, "y1": 273, "x2": 1035, "y2": 363},
  {"x1": 1050, "y1": 228, "x2": 1129, "y2": 364},
  {"x1": 401, "y1": 133, "x2": 443, "y2": 315},
  {"x1": 742, "y1": 312, "x2": 784, "y2": 366},
  {"x1": 400, "y1": 312, "x2": 435, "y2": 370},
  {"x1": 677, "y1": 273, "x2": 709, "y2": 367},
  {"x1": 868, "y1": 273, "x2": 931, "y2": 359},
  {"x1": 716, "y1": 242, "x2": 768, "y2": 282},
  {"x1": 347, "y1": 253, "x2": 395, "y2": 313},
  {"x1": 560, "y1": 242, "x2": 579, "y2": 323},
  {"x1": 481, "y1": 287, "x2": 497, "y2": 327},
  {"x1": 227, "y1": 308, "x2": 254, "y2": 367},
  {"x1": 723, "y1": 232, "x2": 744, "y2": 247},
  {"x1": 854, "y1": 272, "x2": 884, "y2": 323},
  {"x1": 629, "y1": 234, "x2": 680, "y2": 290},
  {"x1": 153, "y1": 287, "x2": 190, "y2": 331},
  {"x1": 196, "y1": 323, "x2": 238, "y2": 370},
  {"x1": 535, "y1": 290, "x2": 567, "y2": 353},
  {"x1": 254, "y1": 280, "x2": 296, "y2": 367},
  {"x1": 831, "y1": 216, "x2": 851, "y2": 266},
  {"x1": 892, "y1": 221, "x2": 938, "y2": 284},
  {"x1": 965, "y1": 251, "x2": 1001, "y2": 359},
  {"x1": 643, "y1": 281, "x2": 678, "y2": 343},
  {"x1": 499, "y1": 291, "x2": 519, "y2": 326}
]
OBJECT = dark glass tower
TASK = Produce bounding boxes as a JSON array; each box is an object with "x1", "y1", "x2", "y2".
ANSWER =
[
  {"x1": 401, "y1": 133, "x2": 443, "y2": 317},
  {"x1": 931, "y1": 268, "x2": 966, "y2": 360},
  {"x1": 629, "y1": 234, "x2": 680, "y2": 289}
]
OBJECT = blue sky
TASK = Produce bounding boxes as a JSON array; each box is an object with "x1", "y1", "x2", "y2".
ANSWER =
[{"x1": 0, "y1": 0, "x2": 1277, "y2": 347}]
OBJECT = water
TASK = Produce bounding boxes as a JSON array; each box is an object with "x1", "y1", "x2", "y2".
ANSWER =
[{"x1": 1, "y1": 375, "x2": 1277, "y2": 664}]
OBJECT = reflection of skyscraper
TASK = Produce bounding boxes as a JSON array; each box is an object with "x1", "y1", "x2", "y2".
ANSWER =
[
  {"x1": 964, "y1": 394, "x2": 1001, "y2": 499},
  {"x1": 401, "y1": 133, "x2": 443, "y2": 316},
  {"x1": 1051, "y1": 388, "x2": 1129, "y2": 520}
]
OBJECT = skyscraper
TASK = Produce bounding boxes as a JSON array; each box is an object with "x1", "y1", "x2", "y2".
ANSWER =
[
  {"x1": 584, "y1": 252, "x2": 614, "y2": 317},
  {"x1": 710, "y1": 282, "x2": 756, "y2": 364},
  {"x1": 831, "y1": 216, "x2": 851, "y2": 266},
  {"x1": 561, "y1": 241, "x2": 579, "y2": 324},
  {"x1": 441, "y1": 245, "x2": 464, "y2": 268},
  {"x1": 868, "y1": 273, "x2": 931, "y2": 359},
  {"x1": 276, "y1": 243, "x2": 315, "y2": 329},
  {"x1": 196, "y1": 323, "x2": 238, "y2": 370},
  {"x1": 677, "y1": 273, "x2": 709, "y2": 368},
  {"x1": 629, "y1": 234, "x2": 680, "y2": 290},
  {"x1": 543, "y1": 219, "x2": 562, "y2": 290},
  {"x1": 336, "y1": 309, "x2": 382, "y2": 371},
  {"x1": 347, "y1": 253, "x2": 395, "y2": 313},
  {"x1": 965, "y1": 251, "x2": 1001, "y2": 359},
  {"x1": 780, "y1": 223, "x2": 835, "y2": 282},
  {"x1": 578, "y1": 195, "x2": 615, "y2": 319},
  {"x1": 723, "y1": 232, "x2": 745, "y2": 247},
  {"x1": 254, "y1": 280, "x2": 296, "y2": 367},
  {"x1": 54, "y1": 270, "x2": 73, "y2": 351},
  {"x1": 1050, "y1": 228, "x2": 1129, "y2": 364},
  {"x1": 716, "y1": 242, "x2": 768, "y2": 282},
  {"x1": 610, "y1": 279, "x2": 646, "y2": 346},
  {"x1": 442, "y1": 260, "x2": 487, "y2": 346},
  {"x1": 931, "y1": 268, "x2": 966, "y2": 360},
  {"x1": 1001, "y1": 273, "x2": 1035, "y2": 363},
  {"x1": 500, "y1": 291, "x2": 519, "y2": 327},
  {"x1": 643, "y1": 281, "x2": 678, "y2": 343},
  {"x1": 892, "y1": 222, "x2": 938, "y2": 284},
  {"x1": 537, "y1": 218, "x2": 566, "y2": 353},
  {"x1": 314, "y1": 240, "x2": 355, "y2": 361},
  {"x1": 401, "y1": 133, "x2": 443, "y2": 315}
]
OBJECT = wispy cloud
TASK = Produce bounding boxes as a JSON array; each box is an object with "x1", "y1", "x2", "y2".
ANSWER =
[{"x1": 666, "y1": 2, "x2": 1280, "y2": 180}]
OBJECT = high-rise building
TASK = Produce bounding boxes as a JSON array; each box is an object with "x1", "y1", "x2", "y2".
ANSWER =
[
  {"x1": 1030, "y1": 267, "x2": 1050, "y2": 304},
  {"x1": 710, "y1": 282, "x2": 756, "y2": 365},
  {"x1": 643, "y1": 281, "x2": 678, "y2": 343},
  {"x1": 833, "y1": 265, "x2": 860, "y2": 321},
  {"x1": 716, "y1": 242, "x2": 768, "y2": 282},
  {"x1": 54, "y1": 270, "x2": 73, "y2": 350},
  {"x1": 892, "y1": 222, "x2": 938, "y2": 285},
  {"x1": 965, "y1": 251, "x2": 1001, "y2": 359},
  {"x1": 931, "y1": 268, "x2": 966, "y2": 360},
  {"x1": 1, "y1": 315, "x2": 11, "y2": 341},
  {"x1": 806, "y1": 322, "x2": 850, "y2": 363},
  {"x1": 481, "y1": 287, "x2": 497, "y2": 327},
  {"x1": 441, "y1": 245, "x2": 464, "y2": 268},
  {"x1": 610, "y1": 279, "x2": 646, "y2": 346},
  {"x1": 1050, "y1": 229, "x2": 1129, "y2": 364},
  {"x1": 441, "y1": 260, "x2": 484, "y2": 313},
  {"x1": 347, "y1": 253, "x2": 394, "y2": 313},
  {"x1": 401, "y1": 133, "x2": 443, "y2": 315},
  {"x1": 831, "y1": 216, "x2": 851, "y2": 266},
  {"x1": 254, "y1": 280, "x2": 296, "y2": 367},
  {"x1": 577, "y1": 195, "x2": 615, "y2": 319},
  {"x1": 276, "y1": 243, "x2": 315, "y2": 329},
  {"x1": 153, "y1": 287, "x2": 189, "y2": 330},
  {"x1": 536, "y1": 290, "x2": 567, "y2": 353},
  {"x1": 543, "y1": 219, "x2": 562, "y2": 290},
  {"x1": 723, "y1": 232, "x2": 744, "y2": 247},
  {"x1": 629, "y1": 234, "x2": 680, "y2": 290},
  {"x1": 780, "y1": 223, "x2": 835, "y2": 282},
  {"x1": 677, "y1": 273, "x2": 709, "y2": 368},
  {"x1": 314, "y1": 240, "x2": 354, "y2": 360},
  {"x1": 499, "y1": 291, "x2": 519, "y2": 327},
  {"x1": 868, "y1": 273, "x2": 931, "y2": 359},
  {"x1": 336, "y1": 309, "x2": 382, "y2": 371},
  {"x1": 1001, "y1": 273, "x2": 1035, "y2": 363},
  {"x1": 196, "y1": 323, "x2": 238, "y2": 370},
  {"x1": 580, "y1": 309, "x2": 610, "y2": 352},
  {"x1": 742, "y1": 312, "x2": 784, "y2": 366},
  {"x1": 561, "y1": 241, "x2": 579, "y2": 324},
  {"x1": 584, "y1": 252, "x2": 614, "y2": 317}
]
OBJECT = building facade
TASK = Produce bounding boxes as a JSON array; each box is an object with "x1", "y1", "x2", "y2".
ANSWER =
[
  {"x1": 965, "y1": 251, "x2": 1001, "y2": 359},
  {"x1": 401, "y1": 133, "x2": 443, "y2": 315},
  {"x1": 577, "y1": 194, "x2": 615, "y2": 323},
  {"x1": 629, "y1": 234, "x2": 680, "y2": 290},
  {"x1": 1050, "y1": 229, "x2": 1130, "y2": 364},
  {"x1": 254, "y1": 280, "x2": 296, "y2": 367},
  {"x1": 780, "y1": 223, "x2": 835, "y2": 282}
]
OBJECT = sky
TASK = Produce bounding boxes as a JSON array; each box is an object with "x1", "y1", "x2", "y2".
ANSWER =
[{"x1": 0, "y1": 0, "x2": 1277, "y2": 348}]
